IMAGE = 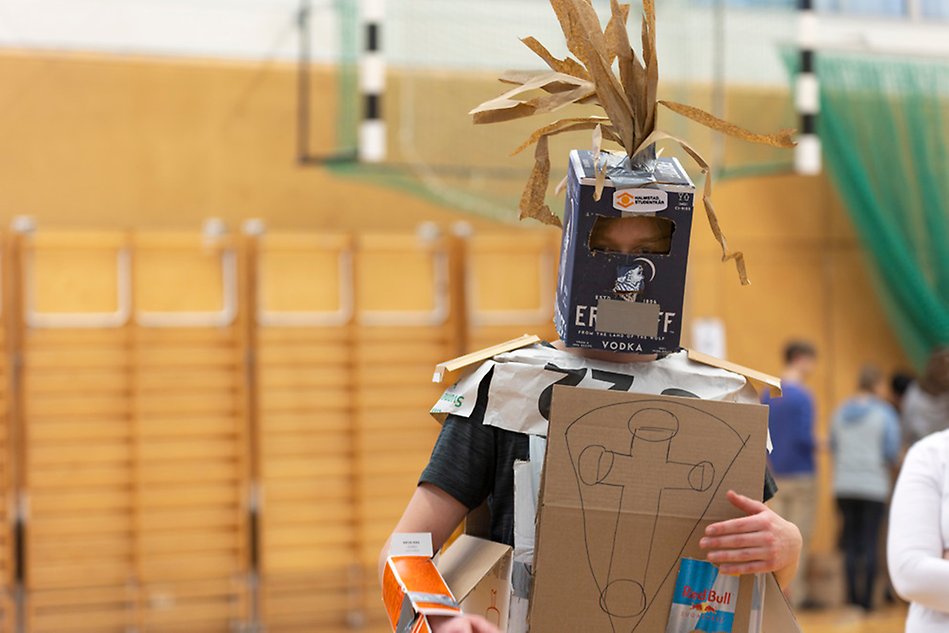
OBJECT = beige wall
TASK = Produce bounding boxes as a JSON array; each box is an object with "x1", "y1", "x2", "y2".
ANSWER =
[
  {"x1": 0, "y1": 50, "x2": 910, "y2": 559},
  {"x1": 689, "y1": 173, "x2": 909, "y2": 554},
  {"x1": 0, "y1": 50, "x2": 500, "y2": 232}
]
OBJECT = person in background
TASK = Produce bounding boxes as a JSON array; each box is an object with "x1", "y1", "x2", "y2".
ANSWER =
[
  {"x1": 902, "y1": 347, "x2": 949, "y2": 447},
  {"x1": 887, "y1": 428, "x2": 949, "y2": 633},
  {"x1": 761, "y1": 340, "x2": 817, "y2": 608},
  {"x1": 831, "y1": 365, "x2": 901, "y2": 612},
  {"x1": 890, "y1": 370, "x2": 915, "y2": 414}
]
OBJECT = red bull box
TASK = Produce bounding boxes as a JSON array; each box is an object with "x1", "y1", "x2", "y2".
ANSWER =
[{"x1": 666, "y1": 558, "x2": 739, "y2": 633}]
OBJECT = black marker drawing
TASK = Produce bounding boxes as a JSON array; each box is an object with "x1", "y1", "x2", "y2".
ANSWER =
[{"x1": 564, "y1": 399, "x2": 750, "y2": 633}]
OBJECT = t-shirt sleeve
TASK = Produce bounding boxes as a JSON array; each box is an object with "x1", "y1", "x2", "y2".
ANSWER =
[
  {"x1": 763, "y1": 466, "x2": 778, "y2": 502},
  {"x1": 418, "y1": 370, "x2": 496, "y2": 511}
]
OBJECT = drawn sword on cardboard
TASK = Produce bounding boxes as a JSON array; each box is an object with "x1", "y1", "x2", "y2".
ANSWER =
[{"x1": 534, "y1": 394, "x2": 754, "y2": 633}]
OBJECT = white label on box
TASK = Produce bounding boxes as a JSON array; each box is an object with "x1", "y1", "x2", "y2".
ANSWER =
[
  {"x1": 613, "y1": 188, "x2": 668, "y2": 213},
  {"x1": 390, "y1": 533, "x2": 434, "y2": 558}
]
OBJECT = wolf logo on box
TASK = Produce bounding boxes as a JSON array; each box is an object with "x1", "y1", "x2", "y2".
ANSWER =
[
  {"x1": 379, "y1": 2, "x2": 801, "y2": 632},
  {"x1": 614, "y1": 264, "x2": 646, "y2": 301}
]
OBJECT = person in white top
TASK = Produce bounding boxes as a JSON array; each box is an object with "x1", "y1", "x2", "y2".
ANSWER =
[{"x1": 887, "y1": 429, "x2": 949, "y2": 633}]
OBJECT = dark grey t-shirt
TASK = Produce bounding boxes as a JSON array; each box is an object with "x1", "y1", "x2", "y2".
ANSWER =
[{"x1": 420, "y1": 368, "x2": 778, "y2": 547}]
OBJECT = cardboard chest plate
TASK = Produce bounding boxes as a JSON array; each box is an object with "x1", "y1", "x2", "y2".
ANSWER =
[{"x1": 530, "y1": 386, "x2": 769, "y2": 633}]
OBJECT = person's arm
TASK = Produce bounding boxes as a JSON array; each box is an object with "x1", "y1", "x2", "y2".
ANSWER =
[
  {"x1": 829, "y1": 410, "x2": 839, "y2": 456},
  {"x1": 427, "y1": 615, "x2": 502, "y2": 633},
  {"x1": 378, "y1": 488, "x2": 501, "y2": 633},
  {"x1": 378, "y1": 391, "x2": 503, "y2": 633},
  {"x1": 902, "y1": 387, "x2": 929, "y2": 447},
  {"x1": 699, "y1": 490, "x2": 802, "y2": 591},
  {"x1": 377, "y1": 483, "x2": 470, "y2": 584},
  {"x1": 887, "y1": 439, "x2": 949, "y2": 612},
  {"x1": 799, "y1": 393, "x2": 817, "y2": 455},
  {"x1": 882, "y1": 406, "x2": 901, "y2": 466}
]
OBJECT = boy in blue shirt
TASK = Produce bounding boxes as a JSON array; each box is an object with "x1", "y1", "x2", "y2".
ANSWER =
[{"x1": 761, "y1": 340, "x2": 818, "y2": 608}]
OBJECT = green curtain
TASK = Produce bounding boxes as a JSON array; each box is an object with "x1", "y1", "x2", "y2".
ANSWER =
[{"x1": 817, "y1": 54, "x2": 949, "y2": 368}]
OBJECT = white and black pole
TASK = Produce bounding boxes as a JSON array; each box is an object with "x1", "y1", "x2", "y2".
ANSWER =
[
  {"x1": 795, "y1": 0, "x2": 821, "y2": 175},
  {"x1": 359, "y1": 0, "x2": 386, "y2": 163}
]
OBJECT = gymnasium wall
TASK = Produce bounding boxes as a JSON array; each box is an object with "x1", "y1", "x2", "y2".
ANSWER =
[
  {"x1": 0, "y1": 227, "x2": 560, "y2": 633},
  {"x1": 0, "y1": 51, "x2": 500, "y2": 232},
  {"x1": 0, "y1": 49, "x2": 908, "y2": 576}
]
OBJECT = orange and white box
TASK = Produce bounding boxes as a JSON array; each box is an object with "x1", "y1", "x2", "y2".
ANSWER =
[
  {"x1": 383, "y1": 554, "x2": 462, "y2": 632},
  {"x1": 410, "y1": 614, "x2": 434, "y2": 633}
]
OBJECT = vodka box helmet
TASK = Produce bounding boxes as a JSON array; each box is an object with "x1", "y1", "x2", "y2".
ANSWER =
[{"x1": 555, "y1": 150, "x2": 696, "y2": 354}]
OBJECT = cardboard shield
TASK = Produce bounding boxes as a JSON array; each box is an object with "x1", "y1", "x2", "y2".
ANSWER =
[{"x1": 531, "y1": 387, "x2": 768, "y2": 633}]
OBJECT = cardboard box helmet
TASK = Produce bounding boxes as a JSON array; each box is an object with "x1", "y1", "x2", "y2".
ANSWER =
[
  {"x1": 555, "y1": 150, "x2": 695, "y2": 354},
  {"x1": 471, "y1": 2, "x2": 796, "y2": 354}
]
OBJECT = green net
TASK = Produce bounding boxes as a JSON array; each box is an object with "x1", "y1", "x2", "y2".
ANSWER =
[
  {"x1": 816, "y1": 53, "x2": 949, "y2": 367},
  {"x1": 297, "y1": 0, "x2": 360, "y2": 160},
  {"x1": 335, "y1": 0, "x2": 359, "y2": 154}
]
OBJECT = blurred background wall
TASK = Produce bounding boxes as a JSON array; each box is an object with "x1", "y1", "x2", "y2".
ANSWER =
[{"x1": 0, "y1": 0, "x2": 944, "y2": 631}]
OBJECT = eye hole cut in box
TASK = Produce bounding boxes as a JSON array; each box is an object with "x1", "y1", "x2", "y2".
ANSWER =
[{"x1": 589, "y1": 216, "x2": 675, "y2": 256}]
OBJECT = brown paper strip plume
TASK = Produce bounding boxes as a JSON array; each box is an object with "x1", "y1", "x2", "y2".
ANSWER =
[{"x1": 470, "y1": 0, "x2": 796, "y2": 285}]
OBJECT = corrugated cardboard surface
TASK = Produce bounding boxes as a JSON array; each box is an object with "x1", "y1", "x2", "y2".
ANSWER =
[
  {"x1": 438, "y1": 535, "x2": 511, "y2": 604},
  {"x1": 763, "y1": 573, "x2": 803, "y2": 633},
  {"x1": 437, "y1": 535, "x2": 512, "y2": 629},
  {"x1": 531, "y1": 387, "x2": 768, "y2": 633}
]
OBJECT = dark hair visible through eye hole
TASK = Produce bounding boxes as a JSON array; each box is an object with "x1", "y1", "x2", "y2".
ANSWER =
[{"x1": 589, "y1": 216, "x2": 674, "y2": 255}]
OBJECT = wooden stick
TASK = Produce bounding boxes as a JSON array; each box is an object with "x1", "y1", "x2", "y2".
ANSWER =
[{"x1": 432, "y1": 334, "x2": 541, "y2": 383}]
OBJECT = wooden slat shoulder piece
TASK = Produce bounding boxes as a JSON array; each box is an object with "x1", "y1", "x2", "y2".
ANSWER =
[
  {"x1": 432, "y1": 335, "x2": 541, "y2": 384},
  {"x1": 686, "y1": 348, "x2": 782, "y2": 397}
]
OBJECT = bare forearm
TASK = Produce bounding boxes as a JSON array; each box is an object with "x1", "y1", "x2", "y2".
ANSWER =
[
  {"x1": 377, "y1": 483, "x2": 469, "y2": 586},
  {"x1": 378, "y1": 485, "x2": 498, "y2": 633}
]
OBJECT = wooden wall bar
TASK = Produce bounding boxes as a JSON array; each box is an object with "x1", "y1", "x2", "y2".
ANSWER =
[
  {"x1": 22, "y1": 233, "x2": 136, "y2": 633},
  {"x1": 132, "y1": 233, "x2": 249, "y2": 633},
  {"x1": 0, "y1": 233, "x2": 15, "y2": 633},
  {"x1": 253, "y1": 233, "x2": 361, "y2": 633},
  {"x1": 16, "y1": 232, "x2": 251, "y2": 633}
]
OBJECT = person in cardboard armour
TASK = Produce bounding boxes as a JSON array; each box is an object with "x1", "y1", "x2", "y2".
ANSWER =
[
  {"x1": 380, "y1": 255, "x2": 802, "y2": 633},
  {"x1": 380, "y1": 2, "x2": 803, "y2": 632}
]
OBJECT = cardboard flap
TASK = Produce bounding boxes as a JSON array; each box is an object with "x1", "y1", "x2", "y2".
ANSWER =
[
  {"x1": 437, "y1": 535, "x2": 513, "y2": 603},
  {"x1": 432, "y1": 335, "x2": 540, "y2": 383},
  {"x1": 762, "y1": 573, "x2": 802, "y2": 633},
  {"x1": 687, "y1": 348, "x2": 782, "y2": 397}
]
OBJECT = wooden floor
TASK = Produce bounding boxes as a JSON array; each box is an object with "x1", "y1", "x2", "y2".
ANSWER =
[{"x1": 797, "y1": 605, "x2": 908, "y2": 633}]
